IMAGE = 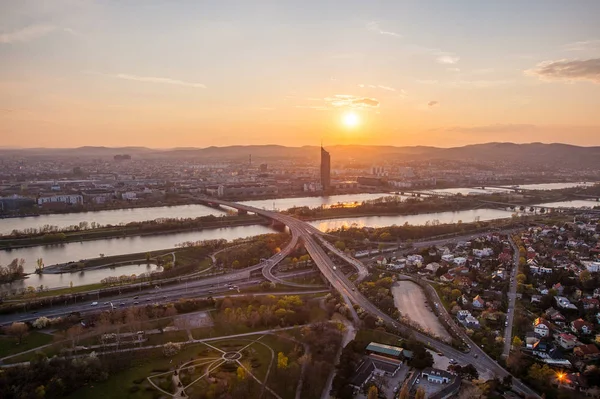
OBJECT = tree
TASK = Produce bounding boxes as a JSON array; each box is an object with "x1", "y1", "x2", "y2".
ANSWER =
[
  {"x1": 414, "y1": 387, "x2": 426, "y2": 399},
  {"x1": 398, "y1": 384, "x2": 410, "y2": 399},
  {"x1": 512, "y1": 336, "x2": 523, "y2": 348},
  {"x1": 367, "y1": 386, "x2": 378, "y2": 399},
  {"x1": 335, "y1": 241, "x2": 346, "y2": 251},
  {"x1": 277, "y1": 352, "x2": 289, "y2": 369},
  {"x1": 580, "y1": 270, "x2": 592, "y2": 284},
  {"x1": 232, "y1": 260, "x2": 240, "y2": 269},
  {"x1": 516, "y1": 274, "x2": 527, "y2": 285},
  {"x1": 163, "y1": 342, "x2": 182, "y2": 357},
  {"x1": 236, "y1": 366, "x2": 247, "y2": 380},
  {"x1": 33, "y1": 317, "x2": 51, "y2": 329},
  {"x1": 4, "y1": 322, "x2": 29, "y2": 344}
]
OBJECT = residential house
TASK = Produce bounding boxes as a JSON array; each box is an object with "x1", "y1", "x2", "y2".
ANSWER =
[
  {"x1": 472, "y1": 295, "x2": 485, "y2": 309},
  {"x1": 441, "y1": 254, "x2": 454, "y2": 263},
  {"x1": 593, "y1": 288, "x2": 600, "y2": 299},
  {"x1": 533, "y1": 318, "x2": 552, "y2": 337},
  {"x1": 457, "y1": 310, "x2": 471, "y2": 320},
  {"x1": 556, "y1": 333, "x2": 580, "y2": 350},
  {"x1": 555, "y1": 296, "x2": 578, "y2": 310},
  {"x1": 458, "y1": 295, "x2": 470, "y2": 307},
  {"x1": 545, "y1": 308, "x2": 566, "y2": 323},
  {"x1": 453, "y1": 257, "x2": 467, "y2": 266},
  {"x1": 573, "y1": 344, "x2": 600, "y2": 361},
  {"x1": 552, "y1": 283, "x2": 565, "y2": 295},
  {"x1": 571, "y1": 319, "x2": 594, "y2": 335},
  {"x1": 465, "y1": 315, "x2": 480, "y2": 328},
  {"x1": 531, "y1": 295, "x2": 542, "y2": 303},
  {"x1": 425, "y1": 262, "x2": 441, "y2": 274},
  {"x1": 581, "y1": 298, "x2": 600, "y2": 310},
  {"x1": 440, "y1": 273, "x2": 454, "y2": 283}
]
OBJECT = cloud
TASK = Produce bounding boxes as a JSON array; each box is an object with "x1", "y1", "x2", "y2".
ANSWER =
[
  {"x1": 525, "y1": 58, "x2": 600, "y2": 84},
  {"x1": 322, "y1": 94, "x2": 380, "y2": 109},
  {"x1": 0, "y1": 25, "x2": 57, "y2": 44},
  {"x1": 366, "y1": 22, "x2": 401, "y2": 38},
  {"x1": 428, "y1": 101, "x2": 439, "y2": 107},
  {"x1": 562, "y1": 39, "x2": 600, "y2": 52},
  {"x1": 113, "y1": 74, "x2": 207, "y2": 88},
  {"x1": 358, "y1": 84, "x2": 396, "y2": 92},
  {"x1": 444, "y1": 124, "x2": 536, "y2": 133},
  {"x1": 436, "y1": 55, "x2": 460, "y2": 64}
]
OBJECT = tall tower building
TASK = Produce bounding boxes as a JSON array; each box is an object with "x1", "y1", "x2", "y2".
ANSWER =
[{"x1": 320, "y1": 145, "x2": 331, "y2": 191}]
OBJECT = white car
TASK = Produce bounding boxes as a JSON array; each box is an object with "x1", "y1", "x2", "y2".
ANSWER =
[{"x1": 91, "y1": 302, "x2": 98, "y2": 306}]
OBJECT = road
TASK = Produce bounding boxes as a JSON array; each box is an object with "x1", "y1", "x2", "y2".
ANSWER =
[
  {"x1": 0, "y1": 267, "x2": 325, "y2": 325},
  {"x1": 204, "y1": 197, "x2": 540, "y2": 399},
  {"x1": 503, "y1": 236, "x2": 520, "y2": 358}
]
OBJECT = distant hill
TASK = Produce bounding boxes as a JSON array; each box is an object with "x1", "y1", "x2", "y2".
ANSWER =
[{"x1": 2, "y1": 143, "x2": 599, "y2": 168}]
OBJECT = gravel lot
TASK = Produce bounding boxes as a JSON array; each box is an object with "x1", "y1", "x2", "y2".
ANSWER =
[{"x1": 391, "y1": 281, "x2": 448, "y2": 339}]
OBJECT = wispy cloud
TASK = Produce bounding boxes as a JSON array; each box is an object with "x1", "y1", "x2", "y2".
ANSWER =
[
  {"x1": 0, "y1": 24, "x2": 57, "y2": 44},
  {"x1": 324, "y1": 94, "x2": 379, "y2": 108},
  {"x1": 525, "y1": 58, "x2": 600, "y2": 84},
  {"x1": 358, "y1": 84, "x2": 396, "y2": 92},
  {"x1": 113, "y1": 74, "x2": 207, "y2": 88},
  {"x1": 297, "y1": 94, "x2": 381, "y2": 111},
  {"x1": 366, "y1": 22, "x2": 401, "y2": 38},
  {"x1": 428, "y1": 101, "x2": 439, "y2": 107},
  {"x1": 436, "y1": 55, "x2": 460, "y2": 64},
  {"x1": 562, "y1": 39, "x2": 600, "y2": 52}
]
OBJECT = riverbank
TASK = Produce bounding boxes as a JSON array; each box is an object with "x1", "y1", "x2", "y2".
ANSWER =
[
  {"x1": 42, "y1": 248, "x2": 176, "y2": 274},
  {"x1": 0, "y1": 215, "x2": 267, "y2": 250}
]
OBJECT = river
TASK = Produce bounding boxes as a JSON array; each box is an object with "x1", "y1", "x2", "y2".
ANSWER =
[
  {"x1": 0, "y1": 224, "x2": 275, "y2": 291},
  {"x1": 0, "y1": 193, "x2": 402, "y2": 235},
  {"x1": 1, "y1": 186, "x2": 597, "y2": 290}
]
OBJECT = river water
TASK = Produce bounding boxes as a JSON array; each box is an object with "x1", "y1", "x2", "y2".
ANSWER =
[
  {"x1": 0, "y1": 193, "x2": 402, "y2": 235},
  {"x1": 1, "y1": 185, "x2": 597, "y2": 290},
  {"x1": 0, "y1": 224, "x2": 275, "y2": 291}
]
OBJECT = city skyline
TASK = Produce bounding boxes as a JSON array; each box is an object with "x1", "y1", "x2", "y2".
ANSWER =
[{"x1": 2, "y1": 1, "x2": 600, "y2": 148}]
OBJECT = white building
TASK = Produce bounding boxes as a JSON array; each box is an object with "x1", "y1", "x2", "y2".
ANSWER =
[
  {"x1": 583, "y1": 261, "x2": 600, "y2": 273},
  {"x1": 121, "y1": 191, "x2": 137, "y2": 200},
  {"x1": 37, "y1": 194, "x2": 83, "y2": 206}
]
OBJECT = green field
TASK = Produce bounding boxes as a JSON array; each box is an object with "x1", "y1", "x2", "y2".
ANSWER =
[{"x1": 0, "y1": 330, "x2": 54, "y2": 358}]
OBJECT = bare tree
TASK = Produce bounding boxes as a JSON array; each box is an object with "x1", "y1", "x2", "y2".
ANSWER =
[{"x1": 4, "y1": 322, "x2": 29, "y2": 345}]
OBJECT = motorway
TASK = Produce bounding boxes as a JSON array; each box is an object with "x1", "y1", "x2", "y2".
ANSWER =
[
  {"x1": 503, "y1": 236, "x2": 520, "y2": 358},
  {"x1": 0, "y1": 266, "x2": 323, "y2": 326},
  {"x1": 204, "y1": 198, "x2": 540, "y2": 398}
]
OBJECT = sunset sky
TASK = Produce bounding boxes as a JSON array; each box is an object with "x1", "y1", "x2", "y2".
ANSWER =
[{"x1": 1, "y1": 0, "x2": 600, "y2": 148}]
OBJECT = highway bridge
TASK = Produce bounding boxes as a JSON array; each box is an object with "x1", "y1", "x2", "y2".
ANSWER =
[{"x1": 197, "y1": 196, "x2": 540, "y2": 398}]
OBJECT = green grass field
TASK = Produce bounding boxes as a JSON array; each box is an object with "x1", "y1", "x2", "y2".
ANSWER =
[{"x1": 0, "y1": 330, "x2": 54, "y2": 358}]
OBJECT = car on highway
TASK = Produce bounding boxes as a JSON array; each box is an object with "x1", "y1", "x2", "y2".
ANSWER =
[
  {"x1": 133, "y1": 296, "x2": 139, "y2": 299},
  {"x1": 133, "y1": 301, "x2": 139, "y2": 305},
  {"x1": 119, "y1": 302, "x2": 125, "y2": 307},
  {"x1": 103, "y1": 302, "x2": 109, "y2": 305},
  {"x1": 91, "y1": 302, "x2": 98, "y2": 306},
  {"x1": 333, "y1": 266, "x2": 337, "y2": 271}
]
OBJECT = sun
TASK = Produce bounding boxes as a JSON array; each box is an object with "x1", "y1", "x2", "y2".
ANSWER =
[{"x1": 342, "y1": 112, "x2": 360, "y2": 128}]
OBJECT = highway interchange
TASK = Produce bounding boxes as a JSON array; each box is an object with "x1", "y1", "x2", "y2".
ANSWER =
[{"x1": 1, "y1": 196, "x2": 539, "y2": 397}]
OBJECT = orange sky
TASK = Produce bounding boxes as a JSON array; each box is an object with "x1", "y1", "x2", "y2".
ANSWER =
[{"x1": 2, "y1": 1, "x2": 600, "y2": 148}]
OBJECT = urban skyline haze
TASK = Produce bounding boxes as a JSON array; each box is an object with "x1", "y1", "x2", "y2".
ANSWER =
[{"x1": 1, "y1": 0, "x2": 600, "y2": 148}]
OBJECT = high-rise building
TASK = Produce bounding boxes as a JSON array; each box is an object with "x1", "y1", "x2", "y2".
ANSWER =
[{"x1": 320, "y1": 146, "x2": 331, "y2": 191}]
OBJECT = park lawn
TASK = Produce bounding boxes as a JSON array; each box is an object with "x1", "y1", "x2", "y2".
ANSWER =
[
  {"x1": 144, "y1": 330, "x2": 189, "y2": 346},
  {"x1": 0, "y1": 330, "x2": 54, "y2": 358},
  {"x1": 70, "y1": 344, "x2": 216, "y2": 399}
]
